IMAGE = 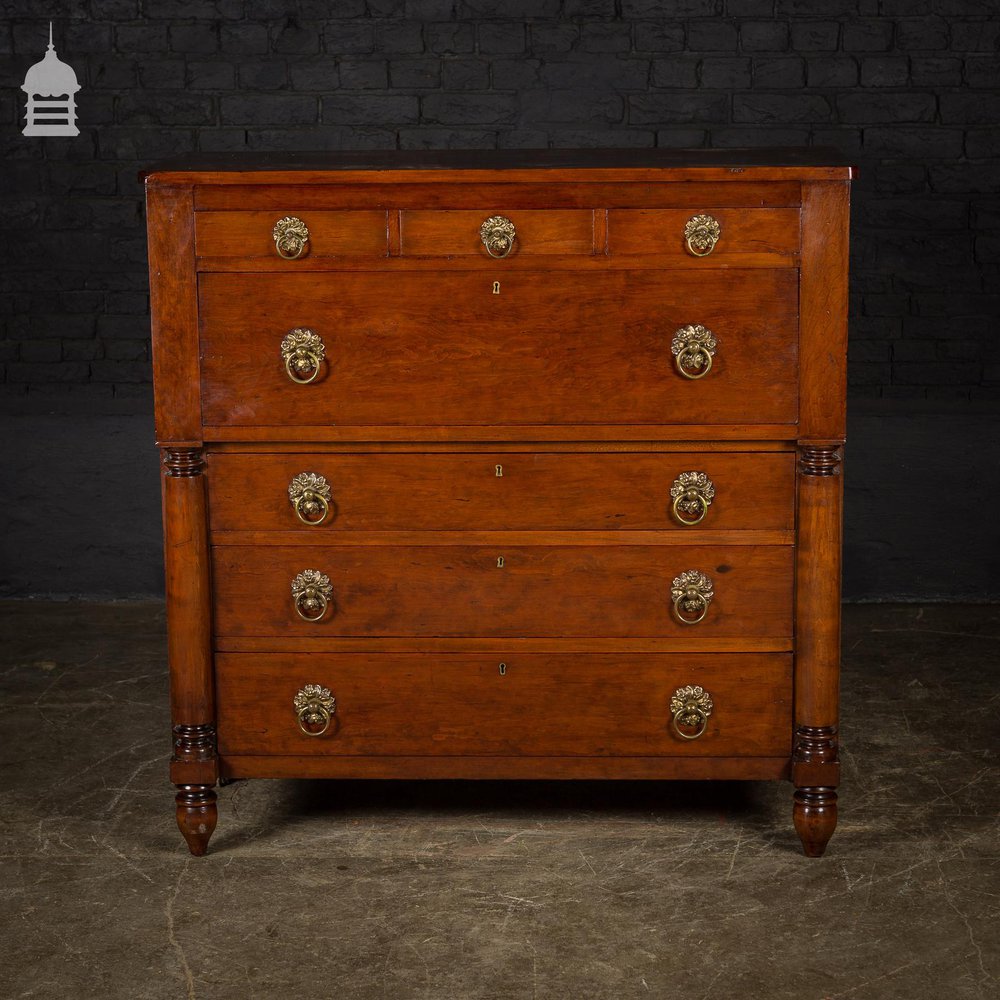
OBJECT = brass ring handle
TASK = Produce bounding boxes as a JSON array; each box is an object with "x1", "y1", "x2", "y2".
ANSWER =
[
  {"x1": 280, "y1": 328, "x2": 326, "y2": 385},
  {"x1": 684, "y1": 214, "x2": 721, "y2": 257},
  {"x1": 291, "y1": 570, "x2": 333, "y2": 623},
  {"x1": 671, "y1": 324, "x2": 717, "y2": 381},
  {"x1": 288, "y1": 473, "x2": 333, "y2": 526},
  {"x1": 669, "y1": 472, "x2": 715, "y2": 527},
  {"x1": 670, "y1": 685, "x2": 714, "y2": 741},
  {"x1": 670, "y1": 570, "x2": 714, "y2": 626},
  {"x1": 671, "y1": 490, "x2": 708, "y2": 526},
  {"x1": 480, "y1": 215, "x2": 516, "y2": 259},
  {"x1": 273, "y1": 216, "x2": 310, "y2": 260},
  {"x1": 294, "y1": 684, "x2": 336, "y2": 737},
  {"x1": 293, "y1": 490, "x2": 330, "y2": 525}
]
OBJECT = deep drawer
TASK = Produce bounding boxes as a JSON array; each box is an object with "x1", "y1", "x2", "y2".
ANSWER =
[
  {"x1": 199, "y1": 269, "x2": 798, "y2": 427},
  {"x1": 205, "y1": 450, "x2": 795, "y2": 534},
  {"x1": 215, "y1": 652, "x2": 793, "y2": 757},
  {"x1": 211, "y1": 544, "x2": 793, "y2": 639}
]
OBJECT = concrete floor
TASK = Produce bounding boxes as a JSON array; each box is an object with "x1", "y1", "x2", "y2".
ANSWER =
[{"x1": 0, "y1": 603, "x2": 996, "y2": 999}]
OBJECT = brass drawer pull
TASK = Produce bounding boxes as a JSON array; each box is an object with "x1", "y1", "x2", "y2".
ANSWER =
[
  {"x1": 291, "y1": 570, "x2": 333, "y2": 622},
  {"x1": 281, "y1": 327, "x2": 326, "y2": 384},
  {"x1": 288, "y1": 472, "x2": 332, "y2": 526},
  {"x1": 671, "y1": 570, "x2": 714, "y2": 625},
  {"x1": 480, "y1": 215, "x2": 516, "y2": 259},
  {"x1": 684, "y1": 214, "x2": 721, "y2": 257},
  {"x1": 670, "y1": 685, "x2": 714, "y2": 740},
  {"x1": 294, "y1": 684, "x2": 336, "y2": 737},
  {"x1": 670, "y1": 472, "x2": 715, "y2": 526},
  {"x1": 671, "y1": 324, "x2": 717, "y2": 380},
  {"x1": 273, "y1": 215, "x2": 310, "y2": 260}
]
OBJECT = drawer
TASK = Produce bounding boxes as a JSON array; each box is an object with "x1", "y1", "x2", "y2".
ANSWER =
[
  {"x1": 215, "y1": 652, "x2": 793, "y2": 757},
  {"x1": 609, "y1": 208, "x2": 800, "y2": 264},
  {"x1": 400, "y1": 210, "x2": 594, "y2": 257},
  {"x1": 211, "y1": 544, "x2": 793, "y2": 638},
  {"x1": 206, "y1": 451, "x2": 795, "y2": 533},
  {"x1": 195, "y1": 210, "x2": 388, "y2": 258},
  {"x1": 199, "y1": 269, "x2": 798, "y2": 427}
]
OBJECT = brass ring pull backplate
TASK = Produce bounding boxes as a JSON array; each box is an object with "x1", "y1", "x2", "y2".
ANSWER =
[
  {"x1": 669, "y1": 471, "x2": 716, "y2": 526},
  {"x1": 670, "y1": 569, "x2": 714, "y2": 625},
  {"x1": 671, "y1": 324, "x2": 717, "y2": 380},
  {"x1": 288, "y1": 472, "x2": 332, "y2": 526},
  {"x1": 480, "y1": 215, "x2": 516, "y2": 258},
  {"x1": 280, "y1": 327, "x2": 326, "y2": 385},
  {"x1": 684, "y1": 214, "x2": 721, "y2": 257},
  {"x1": 291, "y1": 569, "x2": 334, "y2": 622},
  {"x1": 670, "y1": 685, "x2": 714, "y2": 740},
  {"x1": 294, "y1": 684, "x2": 336, "y2": 737},
  {"x1": 273, "y1": 216, "x2": 310, "y2": 260}
]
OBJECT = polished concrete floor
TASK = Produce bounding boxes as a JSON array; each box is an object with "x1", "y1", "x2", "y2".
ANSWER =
[{"x1": 0, "y1": 602, "x2": 996, "y2": 999}]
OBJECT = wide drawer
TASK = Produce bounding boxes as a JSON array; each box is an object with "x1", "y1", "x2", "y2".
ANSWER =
[
  {"x1": 199, "y1": 269, "x2": 798, "y2": 427},
  {"x1": 215, "y1": 652, "x2": 793, "y2": 757},
  {"x1": 211, "y1": 544, "x2": 793, "y2": 638},
  {"x1": 195, "y1": 210, "x2": 388, "y2": 258},
  {"x1": 206, "y1": 451, "x2": 795, "y2": 533}
]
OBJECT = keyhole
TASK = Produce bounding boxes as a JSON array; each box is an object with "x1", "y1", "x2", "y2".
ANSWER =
[
  {"x1": 496, "y1": 556, "x2": 504, "y2": 568},
  {"x1": 495, "y1": 464, "x2": 503, "y2": 477},
  {"x1": 492, "y1": 280, "x2": 500, "y2": 294},
  {"x1": 499, "y1": 662, "x2": 507, "y2": 676}
]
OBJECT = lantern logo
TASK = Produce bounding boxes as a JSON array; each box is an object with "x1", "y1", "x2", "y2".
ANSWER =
[{"x1": 21, "y1": 23, "x2": 81, "y2": 137}]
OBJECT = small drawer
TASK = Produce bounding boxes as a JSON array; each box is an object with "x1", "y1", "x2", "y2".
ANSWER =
[
  {"x1": 206, "y1": 451, "x2": 795, "y2": 534},
  {"x1": 211, "y1": 544, "x2": 793, "y2": 639},
  {"x1": 609, "y1": 208, "x2": 800, "y2": 265},
  {"x1": 195, "y1": 210, "x2": 388, "y2": 259},
  {"x1": 400, "y1": 210, "x2": 594, "y2": 257},
  {"x1": 215, "y1": 652, "x2": 793, "y2": 757}
]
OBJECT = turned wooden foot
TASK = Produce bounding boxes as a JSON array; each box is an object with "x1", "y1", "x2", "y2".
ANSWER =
[
  {"x1": 793, "y1": 786, "x2": 837, "y2": 857},
  {"x1": 175, "y1": 784, "x2": 217, "y2": 856}
]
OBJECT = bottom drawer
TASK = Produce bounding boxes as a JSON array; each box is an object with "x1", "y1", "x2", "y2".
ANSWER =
[{"x1": 216, "y1": 652, "x2": 792, "y2": 758}]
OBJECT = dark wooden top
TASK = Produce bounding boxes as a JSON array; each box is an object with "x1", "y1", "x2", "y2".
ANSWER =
[{"x1": 142, "y1": 147, "x2": 855, "y2": 185}]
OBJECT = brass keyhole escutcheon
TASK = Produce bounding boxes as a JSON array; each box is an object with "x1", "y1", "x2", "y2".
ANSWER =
[
  {"x1": 499, "y1": 662, "x2": 507, "y2": 676},
  {"x1": 493, "y1": 280, "x2": 501, "y2": 294},
  {"x1": 496, "y1": 556, "x2": 504, "y2": 568},
  {"x1": 495, "y1": 464, "x2": 503, "y2": 477}
]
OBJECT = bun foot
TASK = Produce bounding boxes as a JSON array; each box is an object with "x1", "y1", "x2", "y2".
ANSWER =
[
  {"x1": 175, "y1": 784, "x2": 218, "y2": 856},
  {"x1": 793, "y1": 786, "x2": 837, "y2": 857}
]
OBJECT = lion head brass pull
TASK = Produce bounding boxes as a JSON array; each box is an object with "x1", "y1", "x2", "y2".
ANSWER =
[
  {"x1": 670, "y1": 685, "x2": 714, "y2": 740},
  {"x1": 684, "y1": 214, "x2": 721, "y2": 257},
  {"x1": 273, "y1": 216, "x2": 310, "y2": 260},
  {"x1": 670, "y1": 472, "x2": 715, "y2": 527},
  {"x1": 480, "y1": 215, "x2": 516, "y2": 259},
  {"x1": 671, "y1": 570, "x2": 714, "y2": 625},
  {"x1": 671, "y1": 324, "x2": 717, "y2": 380},
  {"x1": 291, "y1": 570, "x2": 333, "y2": 622},
  {"x1": 288, "y1": 473, "x2": 332, "y2": 526},
  {"x1": 280, "y1": 327, "x2": 326, "y2": 385},
  {"x1": 294, "y1": 684, "x2": 336, "y2": 737}
]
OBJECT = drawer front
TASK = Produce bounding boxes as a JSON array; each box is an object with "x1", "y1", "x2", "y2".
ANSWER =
[
  {"x1": 400, "y1": 210, "x2": 594, "y2": 257},
  {"x1": 609, "y1": 208, "x2": 800, "y2": 264},
  {"x1": 215, "y1": 652, "x2": 792, "y2": 757},
  {"x1": 195, "y1": 210, "x2": 388, "y2": 258},
  {"x1": 207, "y1": 451, "x2": 795, "y2": 533},
  {"x1": 211, "y1": 544, "x2": 793, "y2": 638},
  {"x1": 199, "y1": 269, "x2": 798, "y2": 427}
]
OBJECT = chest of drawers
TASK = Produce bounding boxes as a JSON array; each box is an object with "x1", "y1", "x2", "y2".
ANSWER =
[{"x1": 145, "y1": 150, "x2": 851, "y2": 858}]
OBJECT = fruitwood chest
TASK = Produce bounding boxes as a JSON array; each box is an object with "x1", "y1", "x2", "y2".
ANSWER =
[{"x1": 144, "y1": 150, "x2": 852, "y2": 857}]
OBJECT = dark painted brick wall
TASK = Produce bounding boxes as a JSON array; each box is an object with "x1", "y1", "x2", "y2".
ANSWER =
[{"x1": 1, "y1": 0, "x2": 999, "y2": 415}]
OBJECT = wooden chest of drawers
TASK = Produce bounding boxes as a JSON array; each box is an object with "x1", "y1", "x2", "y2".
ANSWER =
[{"x1": 145, "y1": 150, "x2": 851, "y2": 858}]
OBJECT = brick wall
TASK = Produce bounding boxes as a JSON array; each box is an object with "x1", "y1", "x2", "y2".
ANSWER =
[{"x1": 1, "y1": 0, "x2": 999, "y2": 414}]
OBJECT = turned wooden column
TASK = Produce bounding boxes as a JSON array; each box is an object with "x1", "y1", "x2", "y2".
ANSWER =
[
  {"x1": 793, "y1": 444, "x2": 843, "y2": 857},
  {"x1": 162, "y1": 447, "x2": 217, "y2": 856}
]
